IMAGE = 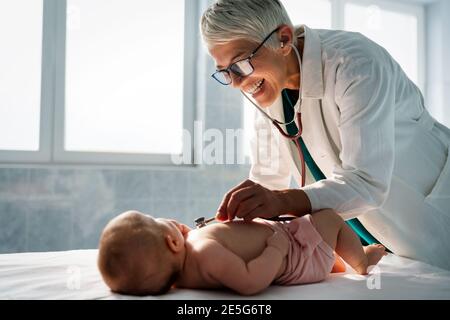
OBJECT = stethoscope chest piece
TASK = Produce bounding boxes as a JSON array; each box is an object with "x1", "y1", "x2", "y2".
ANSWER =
[{"x1": 194, "y1": 216, "x2": 216, "y2": 228}]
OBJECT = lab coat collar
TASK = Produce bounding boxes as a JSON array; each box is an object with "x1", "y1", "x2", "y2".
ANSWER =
[
  {"x1": 295, "y1": 25, "x2": 324, "y2": 100},
  {"x1": 266, "y1": 92, "x2": 285, "y2": 121}
]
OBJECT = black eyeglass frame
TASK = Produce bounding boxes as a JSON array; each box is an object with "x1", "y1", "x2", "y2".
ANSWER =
[{"x1": 211, "y1": 27, "x2": 280, "y2": 85}]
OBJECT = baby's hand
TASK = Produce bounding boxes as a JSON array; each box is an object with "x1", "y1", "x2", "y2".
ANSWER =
[
  {"x1": 266, "y1": 231, "x2": 289, "y2": 257},
  {"x1": 180, "y1": 223, "x2": 192, "y2": 235}
]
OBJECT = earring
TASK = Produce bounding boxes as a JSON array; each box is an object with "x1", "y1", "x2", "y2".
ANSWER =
[{"x1": 280, "y1": 42, "x2": 284, "y2": 48}]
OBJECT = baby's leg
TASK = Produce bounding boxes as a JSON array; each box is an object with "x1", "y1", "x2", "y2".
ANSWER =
[
  {"x1": 311, "y1": 209, "x2": 386, "y2": 275},
  {"x1": 330, "y1": 254, "x2": 346, "y2": 273}
]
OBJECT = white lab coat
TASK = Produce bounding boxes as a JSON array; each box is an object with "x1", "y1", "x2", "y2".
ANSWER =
[{"x1": 249, "y1": 25, "x2": 450, "y2": 270}]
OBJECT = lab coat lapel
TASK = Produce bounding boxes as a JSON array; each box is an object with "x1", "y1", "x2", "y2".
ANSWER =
[
  {"x1": 296, "y1": 25, "x2": 324, "y2": 99},
  {"x1": 291, "y1": 25, "x2": 342, "y2": 179}
]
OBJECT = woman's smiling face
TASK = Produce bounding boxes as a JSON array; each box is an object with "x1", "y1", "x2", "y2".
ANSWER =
[{"x1": 209, "y1": 38, "x2": 289, "y2": 108}]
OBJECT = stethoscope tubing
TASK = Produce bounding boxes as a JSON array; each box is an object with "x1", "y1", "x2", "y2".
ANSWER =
[{"x1": 241, "y1": 39, "x2": 306, "y2": 187}]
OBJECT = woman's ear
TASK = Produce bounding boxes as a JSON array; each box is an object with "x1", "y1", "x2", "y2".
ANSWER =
[
  {"x1": 277, "y1": 24, "x2": 294, "y2": 56},
  {"x1": 165, "y1": 234, "x2": 183, "y2": 253}
]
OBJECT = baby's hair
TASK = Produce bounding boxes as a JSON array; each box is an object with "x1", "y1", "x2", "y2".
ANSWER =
[{"x1": 97, "y1": 211, "x2": 179, "y2": 296}]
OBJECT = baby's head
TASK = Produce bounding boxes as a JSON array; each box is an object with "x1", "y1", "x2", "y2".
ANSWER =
[{"x1": 98, "y1": 210, "x2": 186, "y2": 295}]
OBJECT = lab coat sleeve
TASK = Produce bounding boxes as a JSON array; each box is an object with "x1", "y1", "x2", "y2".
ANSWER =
[
  {"x1": 302, "y1": 57, "x2": 396, "y2": 219},
  {"x1": 248, "y1": 109, "x2": 292, "y2": 190}
]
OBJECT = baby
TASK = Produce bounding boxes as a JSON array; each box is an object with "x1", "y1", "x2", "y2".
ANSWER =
[{"x1": 97, "y1": 209, "x2": 386, "y2": 296}]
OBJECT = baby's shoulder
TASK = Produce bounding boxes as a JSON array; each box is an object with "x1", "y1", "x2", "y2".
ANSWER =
[
  {"x1": 188, "y1": 236, "x2": 228, "y2": 260},
  {"x1": 188, "y1": 236, "x2": 221, "y2": 251},
  {"x1": 188, "y1": 239, "x2": 229, "y2": 273}
]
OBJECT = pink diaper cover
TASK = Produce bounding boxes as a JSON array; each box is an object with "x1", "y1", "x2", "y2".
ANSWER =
[{"x1": 259, "y1": 214, "x2": 335, "y2": 285}]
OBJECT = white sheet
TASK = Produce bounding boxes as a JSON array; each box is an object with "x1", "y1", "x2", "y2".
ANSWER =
[{"x1": 0, "y1": 249, "x2": 449, "y2": 299}]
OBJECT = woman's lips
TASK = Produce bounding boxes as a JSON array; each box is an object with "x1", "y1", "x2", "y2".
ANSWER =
[
  {"x1": 245, "y1": 79, "x2": 264, "y2": 94},
  {"x1": 251, "y1": 79, "x2": 265, "y2": 98}
]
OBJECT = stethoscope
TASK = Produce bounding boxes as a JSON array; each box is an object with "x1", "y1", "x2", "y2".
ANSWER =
[
  {"x1": 241, "y1": 38, "x2": 306, "y2": 189},
  {"x1": 193, "y1": 37, "x2": 306, "y2": 229}
]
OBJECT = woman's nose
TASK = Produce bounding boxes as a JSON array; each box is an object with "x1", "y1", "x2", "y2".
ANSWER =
[{"x1": 230, "y1": 72, "x2": 243, "y2": 88}]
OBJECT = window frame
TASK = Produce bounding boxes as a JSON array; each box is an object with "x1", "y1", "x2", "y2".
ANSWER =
[{"x1": 0, "y1": 0, "x2": 197, "y2": 166}]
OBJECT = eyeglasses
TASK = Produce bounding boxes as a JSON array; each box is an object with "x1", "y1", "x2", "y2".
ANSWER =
[{"x1": 212, "y1": 27, "x2": 280, "y2": 85}]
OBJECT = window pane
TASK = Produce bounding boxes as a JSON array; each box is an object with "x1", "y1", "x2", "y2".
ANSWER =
[
  {"x1": 65, "y1": 0, "x2": 184, "y2": 154},
  {"x1": 344, "y1": 2, "x2": 419, "y2": 85},
  {"x1": 0, "y1": 0, "x2": 43, "y2": 151},
  {"x1": 281, "y1": 0, "x2": 332, "y2": 29}
]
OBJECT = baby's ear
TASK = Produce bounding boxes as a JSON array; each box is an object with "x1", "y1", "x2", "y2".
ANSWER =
[{"x1": 165, "y1": 234, "x2": 183, "y2": 253}]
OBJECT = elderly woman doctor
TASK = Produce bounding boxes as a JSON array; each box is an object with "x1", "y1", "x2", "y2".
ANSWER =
[{"x1": 200, "y1": 0, "x2": 450, "y2": 270}]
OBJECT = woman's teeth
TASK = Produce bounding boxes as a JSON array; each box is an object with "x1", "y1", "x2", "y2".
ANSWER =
[{"x1": 247, "y1": 79, "x2": 264, "y2": 95}]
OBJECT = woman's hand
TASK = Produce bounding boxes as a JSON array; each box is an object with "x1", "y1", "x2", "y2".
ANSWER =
[
  {"x1": 215, "y1": 179, "x2": 285, "y2": 222},
  {"x1": 216, "y1": 179, "x2": 312, "y2": 222}
]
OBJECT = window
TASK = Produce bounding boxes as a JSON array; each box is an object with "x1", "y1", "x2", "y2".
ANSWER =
[
  {"x1": 243, "y1": 0, "x2": 424, "y2": 158},
  {"x1": 344, "y1": 0, "x2": 424, "y2": 88},
  {"x1": 64, "y1": 0, "x2": 184, "y2": 155},
  {"x1": 282, "y1": 0, "x2": 332, "y2": 29},
  {"x1": 0, "y1": 0, "x2": 196, "y2": 165},
  {"x1": 0, "y1": 0, "x2": 43, "y2": 152}
]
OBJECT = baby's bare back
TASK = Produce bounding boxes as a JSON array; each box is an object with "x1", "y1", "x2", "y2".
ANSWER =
[
  {"x1": 175, "y1": 219, "x2": 287, "y2": 290},
  {"x1": 188, "y1": 219, "x2": 274, "y2": 262}
]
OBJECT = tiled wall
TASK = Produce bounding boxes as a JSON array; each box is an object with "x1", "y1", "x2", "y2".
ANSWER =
[{"x1": 0, "y1": 165, "x2": 249, "y2": 253}]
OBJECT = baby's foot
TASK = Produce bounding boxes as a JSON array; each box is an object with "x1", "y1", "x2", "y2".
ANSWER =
[
  {"x1": 354, "y1": 244, "x2": 387, "y2": 275},
  {"x1": 364, "y1": 244, "x2": 387, "y2": 271}
]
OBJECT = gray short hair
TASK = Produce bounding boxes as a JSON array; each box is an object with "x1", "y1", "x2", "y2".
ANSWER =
[{"x1": 200, "y1": 0, "x2": 295, "y2": 50}]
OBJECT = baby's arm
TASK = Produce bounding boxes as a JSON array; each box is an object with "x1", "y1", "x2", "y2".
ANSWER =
[{"x1": 201, "y1": 232, "x2": 289, "y2": 296}]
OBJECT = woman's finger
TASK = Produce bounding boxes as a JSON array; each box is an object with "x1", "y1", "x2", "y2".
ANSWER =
[
  {"x1": 243, "y1": 205, "x2": 272, "y2": 221},
  {"x1": 227, "y1": 185, "x2": 257, "y2": 220},
  {"x1": 216, "y1": 179, "x2": 255, "y2": 220},
  {"x1": 242, "y1": 204, "x2": 270, "y2": 222},
  {"x1": 234, "y1": 196, "x2": 263, "y2": 220}
]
